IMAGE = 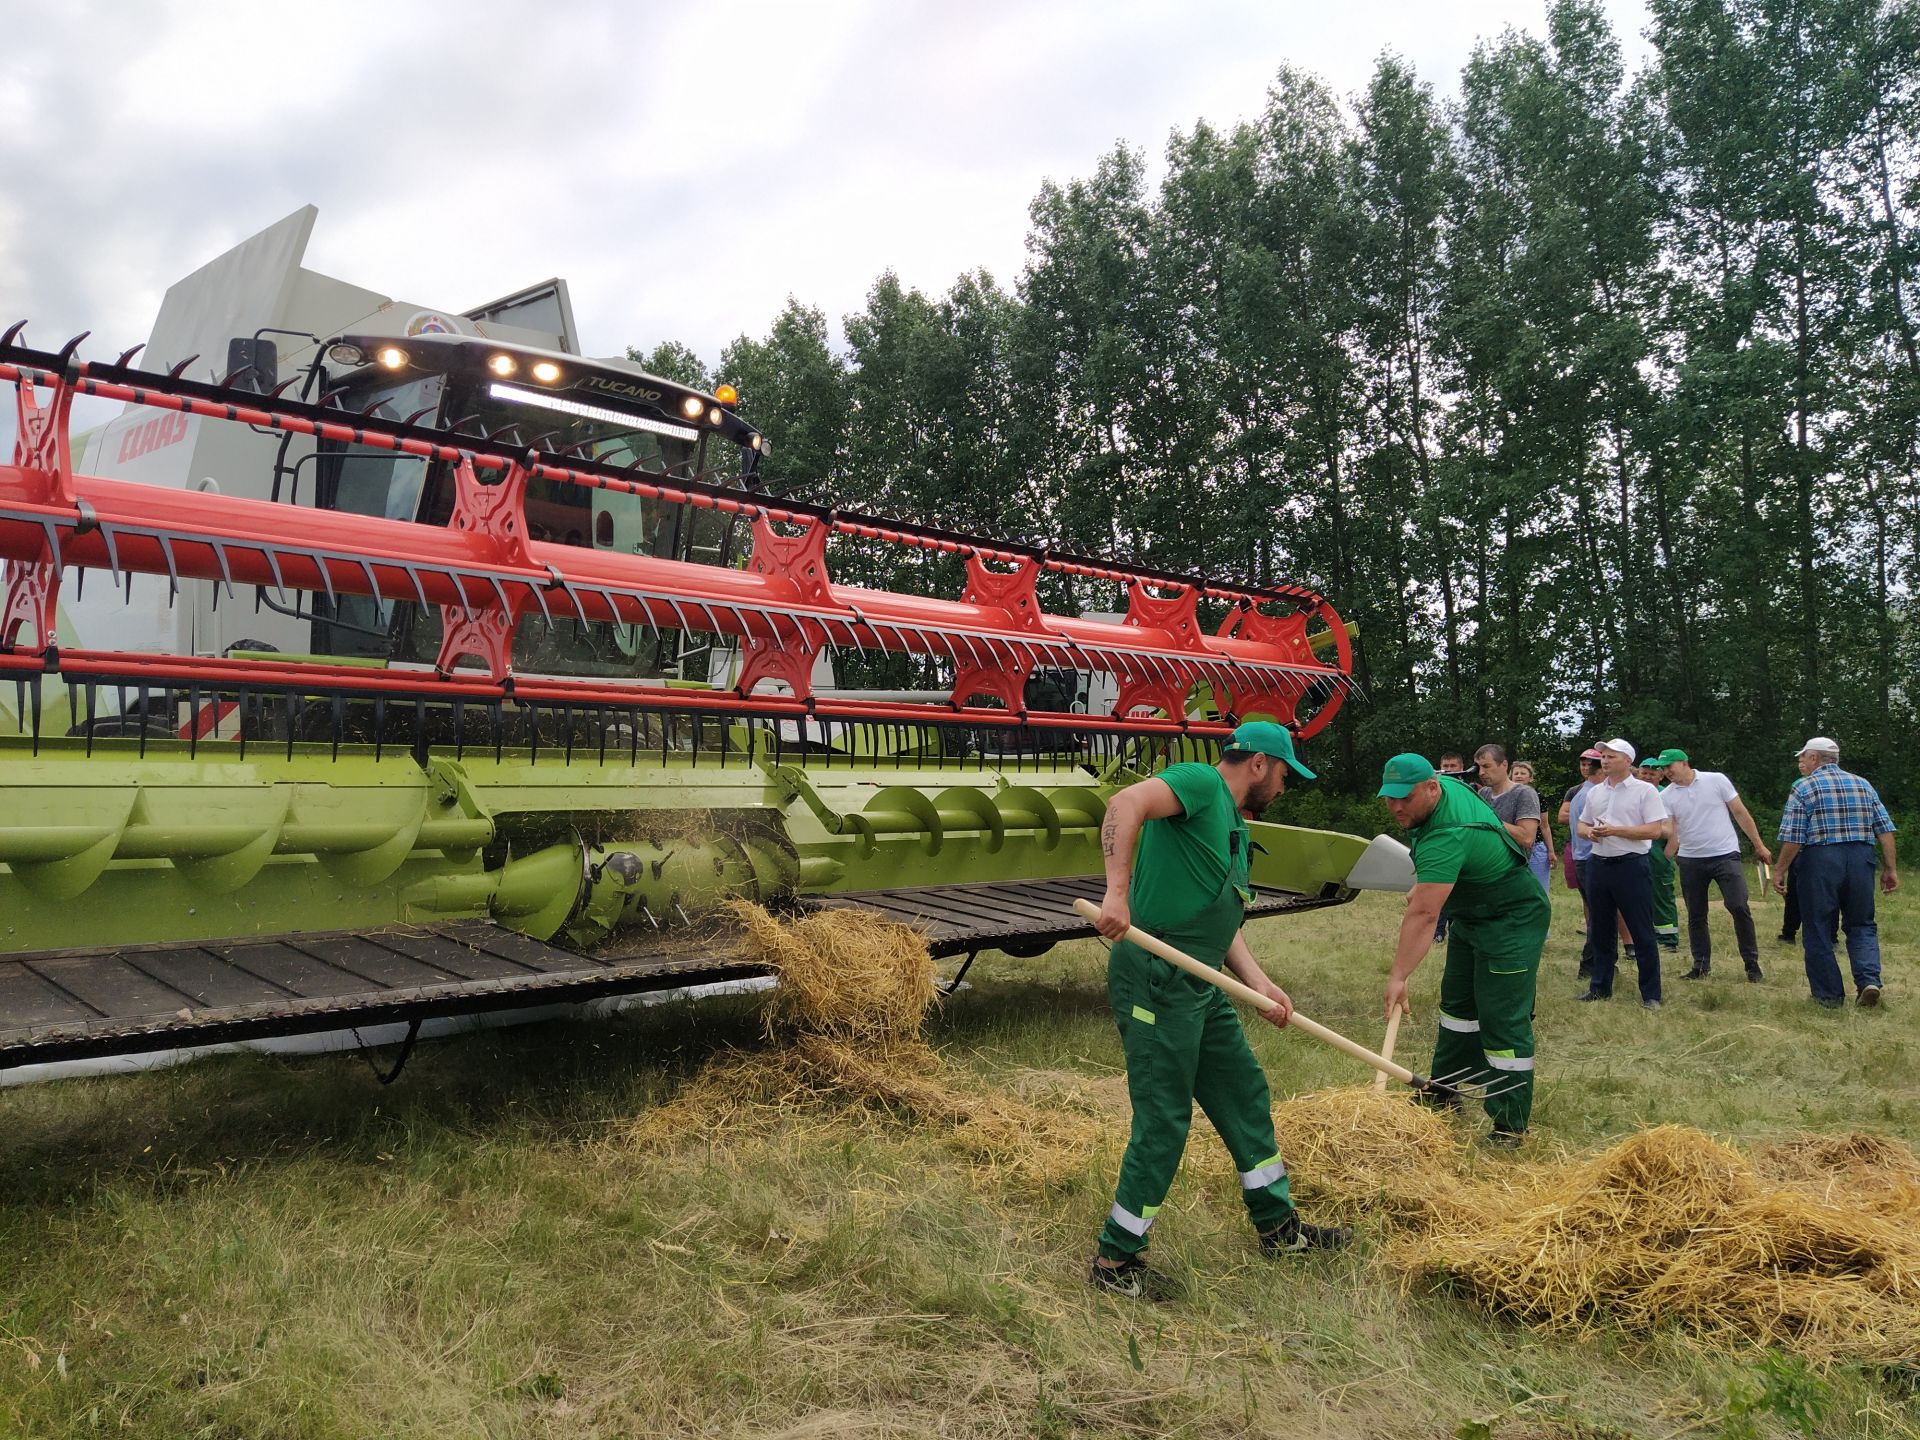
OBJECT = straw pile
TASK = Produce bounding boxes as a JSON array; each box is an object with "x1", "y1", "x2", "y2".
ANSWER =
[
  {"x1": 1387, "y1": 1125, "x2": 1920, "y2": 1365},
  {"x1": 627, "y1": 903, "x2": 1109, "y2": 1187},
  {"x1": 1269, "y1": 1086, "x2": 1463, "y2": 1222}
]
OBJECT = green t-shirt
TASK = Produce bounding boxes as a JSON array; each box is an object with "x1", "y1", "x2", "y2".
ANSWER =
[
  {"x1": 1128, "y1": 762, "x2": 1248, "y2": 933},
  {"x1": 1411, "y1": 776, "x2": 1533, "y2": 905}
]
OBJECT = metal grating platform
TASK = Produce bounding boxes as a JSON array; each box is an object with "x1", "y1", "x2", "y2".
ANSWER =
[
  {"x1": 803, "y1": 875, "x2": 1344, "y2": 957},
  {"x1": 0, "y1": 922, "x2": 763, "y2": 1070},
  {"x1": 1, "y1": 878, "x2": 1345, "y2": 1071}
]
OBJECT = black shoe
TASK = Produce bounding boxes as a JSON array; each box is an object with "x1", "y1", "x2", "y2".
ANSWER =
[
  {"x1": 1624, "y1": 945, "x2": 1638, "y2": 961},
  {"x1": 1259, "y1": 1212, "x2": 1354, "y2": 1256},
  {"x1": 1683, "y1": 964, "x2": 1710, "y2": 980},
  {"x1": 1859, "y1": 985, "x2": 1882, "y2": 1008},
  {"x1": 1745, "y1": 964, "x2": 1764, "y2": 983},
  {"x1": 1776, "y1": 932, "x2": 1796, "y2": 945},
  {"x1": 1814, "y1": 996, "x2": 1844, "y2": 1010},
  {"x1": 1659, "y1": 938, "x2": 1679, "y2": 951},
  {"x1": 1577, "y1": 962, "x2": 1594, "y2": 981},
  {"x1": 1575, "y1": 989, "x2": 1609, "y2": 1001},
  {"x1": 1089, "y1": 1256, "x2": 1181, "y2": 1301},
  {"x1": 1480, "y1": 1128, "x2": 1526, "y2": 1151}
]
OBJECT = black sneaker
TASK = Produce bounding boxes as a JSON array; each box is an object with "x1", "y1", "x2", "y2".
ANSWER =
[
  {"x1": 1683, "y1": 964, "x2": 1710, "y2": 980},
  {"x1": 1745, "y1": 964, "x2": 1765, "y2": 983},
  {"x1": 1575, "y1": 989, "x2": 1609, "y2": 1001},
  {"x1": 1480, "y1": 1128, "x2": 1526, "y2": 1151},
  {"x1": 1258, "y1": 1213, "x2": 1354, "y2": 1256},
  {"x1": 1088, "y1": 1256, "x2": 1181, "y2": 1302}
]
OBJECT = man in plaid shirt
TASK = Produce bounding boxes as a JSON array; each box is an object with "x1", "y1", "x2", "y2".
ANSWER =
[{"x1": 1772, "y1": 737, "x2": 1899, "y2": 1008}]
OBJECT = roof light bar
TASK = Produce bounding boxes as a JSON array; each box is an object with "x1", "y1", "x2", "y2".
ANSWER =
[{"x1": 488, "y1": 382, "x2": 701, "y2": 442}]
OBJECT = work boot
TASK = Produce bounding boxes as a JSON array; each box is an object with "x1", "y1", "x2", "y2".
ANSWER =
[
  {"x1": 1683, "y1": 963, "x2": 1710, "y2": 980},
  {"x1": 1088, "y1": 1256, "x2": 1181, "y2": 1302},
  {"x1": 1745, "y1": 963, "x2": 1764, "y2": 983},
  {"x1": 1859, "y1": 985, "x2": 1882, "y2": 1008},
  {"x1": 1258, "y1": 1212, "x2": 1354, "y2": 1256},
  {"x1": 1480, "y1": 1127, "x2": 1526, "y2": 1151}
]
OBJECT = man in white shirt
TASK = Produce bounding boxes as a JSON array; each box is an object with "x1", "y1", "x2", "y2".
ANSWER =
[
  {"x1": 1655, "y1": 748, "x2": 1773, "y2": 983},
  {"x1": 1574, "y1": 738, "x2": 1670, "y2": 1008}
]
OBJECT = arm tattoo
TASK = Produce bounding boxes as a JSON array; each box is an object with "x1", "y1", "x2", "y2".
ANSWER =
[{"x1": 1101, "y1": 815, "x2": 1120, "y2": 858}]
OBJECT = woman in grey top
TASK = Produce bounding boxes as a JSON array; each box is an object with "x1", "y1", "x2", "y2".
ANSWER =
[{"x1": 1512, "y1": 761, "x2": 1553, "y2": 892}]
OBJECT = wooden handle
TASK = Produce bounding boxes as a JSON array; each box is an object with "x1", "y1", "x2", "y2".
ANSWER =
[
  {"x1": 1373, "y1": 1006, "x2": 1403, "y2": 1092},
  {"x1": 1072, "y1": 898, "x2": 1420, "y2": 1087}
]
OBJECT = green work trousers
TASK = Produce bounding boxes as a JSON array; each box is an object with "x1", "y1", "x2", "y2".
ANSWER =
[
  {"x1": 1649, "y1": 843, "x2": 1679, "y2": 945},
  {"x1": 1431, "y1": 905, "x2": 1548, "y2": 1134},
  {"x1": 1097, "y1": 939, "x2": 1294, "y2": 1261}
]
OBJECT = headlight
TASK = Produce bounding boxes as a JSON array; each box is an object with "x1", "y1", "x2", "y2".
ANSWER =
[
  {"x1": 488, "y1": 353, "x2": 516, "y2": 377},
  {"x1": 326, "y1": 342, "x2": 366, "y2": 367},
  {"x1": 376, "y1": 345, "x2": 408, "y2": 370},
  {"x1": 680, "y1": 395, "x2": 704, "y2": 419},
  {"x1": 531, "y1": 360, "x2": 562, "y2": 383}
]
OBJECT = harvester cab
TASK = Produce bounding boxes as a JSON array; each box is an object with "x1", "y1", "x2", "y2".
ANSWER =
[{"x1": 0, "y1": 208, "x2": 1396, "y2": 1084}]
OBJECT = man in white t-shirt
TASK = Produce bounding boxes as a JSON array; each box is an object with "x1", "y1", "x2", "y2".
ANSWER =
[
  {"x1": 1655, "y1": 748, "x2": 1774, "y2": 983},
  {"x1": 1574, "y1": 738, "x2": 1670, "y2": 1008}
]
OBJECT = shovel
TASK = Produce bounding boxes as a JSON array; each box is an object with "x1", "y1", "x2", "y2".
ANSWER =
[{"x1": 1071, "y1": 899, "x2": 1519, "y2": 1107}]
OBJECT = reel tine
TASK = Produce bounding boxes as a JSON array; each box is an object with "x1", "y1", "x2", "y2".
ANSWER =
[{"x1": 1, "y1": 319, "x2": 27, "y2": 348}]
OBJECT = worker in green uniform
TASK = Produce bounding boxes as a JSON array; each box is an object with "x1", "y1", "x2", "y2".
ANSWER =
[
  {"x1": 1638, "y1": 756, "x2": 1681, "y2": 952},
  {"x1": 1089, "y1": 721, "x2": 1353, "y2": 1300},
  {"x1": 1378, "y1": 754, "x2": 1551, "y2": 1148}
]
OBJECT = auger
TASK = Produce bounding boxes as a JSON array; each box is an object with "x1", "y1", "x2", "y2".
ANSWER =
[{"x1": 0, "y1": 215, "x2": 1388, "y2": 1078}]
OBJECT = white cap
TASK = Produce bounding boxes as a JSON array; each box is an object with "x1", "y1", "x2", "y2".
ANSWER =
[
  {"x1": 1798, "y1": 736, "x2": 1839, "y2": 755},
  {"x1": 1600, "y1": 738, "x2": 1635, "y2": 761}
]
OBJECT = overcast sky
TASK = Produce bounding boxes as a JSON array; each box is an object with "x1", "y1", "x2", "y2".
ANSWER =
[{"x1": 1, "y1": 0, "x2": 1650, "y2": 447}]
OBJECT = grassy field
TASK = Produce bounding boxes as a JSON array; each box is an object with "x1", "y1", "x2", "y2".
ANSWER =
[{"x1": 1, "y1": 881, "x2": 1914, "y2": 1439}]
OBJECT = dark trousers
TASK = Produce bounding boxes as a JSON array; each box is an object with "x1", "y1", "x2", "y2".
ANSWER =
[
  {"x1": 1586, "y1": 853, "x2": 1662, "y2": 1001},
  {"x1": 1795, "y1": 843, "x2": 1883, "y2": 1002},
  {"x1": 1676, "y1": 852, "x2": 1759, "y2": 969}
]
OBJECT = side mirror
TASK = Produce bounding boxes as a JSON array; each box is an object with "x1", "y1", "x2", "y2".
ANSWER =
[{"x1": 225, "y1": 337, "x2": 278, "y2": 393}]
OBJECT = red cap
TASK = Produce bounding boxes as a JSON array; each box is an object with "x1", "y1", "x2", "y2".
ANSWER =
[{"x1": 1580, "y1": 746, "x2": 1607, "y2": 760}]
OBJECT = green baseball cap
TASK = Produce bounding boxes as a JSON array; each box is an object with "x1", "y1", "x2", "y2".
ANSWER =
[
  {"x1": 1225, "y1": 720, "x2": 1315, "y2": 779},
  {"x1": 1377, "y1": 752, "x2": 1437, "y2": 799},
  {"x1": 1652, "y1": 748, "x2": 1688, "y2": 766}
]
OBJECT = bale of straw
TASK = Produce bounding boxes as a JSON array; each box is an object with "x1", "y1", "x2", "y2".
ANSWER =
[{"x1": 1389, "y1": 1125, "x2": 1920, "y2": 1364}]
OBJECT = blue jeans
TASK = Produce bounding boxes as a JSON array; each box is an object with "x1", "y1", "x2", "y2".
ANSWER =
[
  {"x1": 1587, "y1": 853, "x2": 1662, "y2": 1002},
  {"x1": 1794, "y1": 843, "x2": 1882, "y2": 1001},
  {"x1": 1527, "y1": 840, "x2": 1552, "y2": 894}
]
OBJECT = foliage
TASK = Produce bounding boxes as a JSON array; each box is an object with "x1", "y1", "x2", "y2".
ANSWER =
[{"x1": 641, "y1": 0, "x2": 1920, "y2": 812}]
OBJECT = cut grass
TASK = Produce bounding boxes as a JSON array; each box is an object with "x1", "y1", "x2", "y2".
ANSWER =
[{"x1": 1, "y1": 885, "x2": 1915, "y2": 1438}]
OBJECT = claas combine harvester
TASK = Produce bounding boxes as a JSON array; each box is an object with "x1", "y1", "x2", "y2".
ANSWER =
[{"x1": 0, "y1": 209, "x2": 1396, "y2": 1083}]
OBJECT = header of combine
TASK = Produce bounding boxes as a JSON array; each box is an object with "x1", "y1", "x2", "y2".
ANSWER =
[
  {"x1": 0, "y1": 212, "x2": 1374, "y2": 1084},
  {"x1": 0, "y1": 341, "x2": 1351, "y2": 751}
]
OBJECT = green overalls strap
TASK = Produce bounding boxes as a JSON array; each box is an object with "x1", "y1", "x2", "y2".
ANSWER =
[
  {"x1": 1099, "y1": 764, "x2": 1294, "y2": 1261},
  {"x1": 1412, "y1": 778, "x2": 1551, "y2": 1134}
]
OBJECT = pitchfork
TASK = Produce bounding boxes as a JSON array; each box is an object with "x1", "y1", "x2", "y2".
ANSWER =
[{"x1": 1070, "y1": 899, "x2": 1525, "y2": 1107}]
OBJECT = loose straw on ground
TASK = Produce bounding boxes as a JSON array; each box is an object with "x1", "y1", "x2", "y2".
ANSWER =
[{"x1": 624, "y1": 906, "x2": 1920, "y2": 1363}]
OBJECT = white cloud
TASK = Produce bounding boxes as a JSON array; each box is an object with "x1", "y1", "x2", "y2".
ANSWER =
[{"x1": 1, "y1": 0, "x2": 1651, "y2": 394}]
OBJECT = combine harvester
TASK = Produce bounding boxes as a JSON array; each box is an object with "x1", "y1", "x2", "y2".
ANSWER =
[{"x1": 0, "y1": 209, "x2": 1400, "y2": 1084}]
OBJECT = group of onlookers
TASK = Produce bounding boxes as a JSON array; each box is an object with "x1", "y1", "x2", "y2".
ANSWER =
[{"x1": 1435, "y1": 736, "x2": 1898, "y2": 1011}]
